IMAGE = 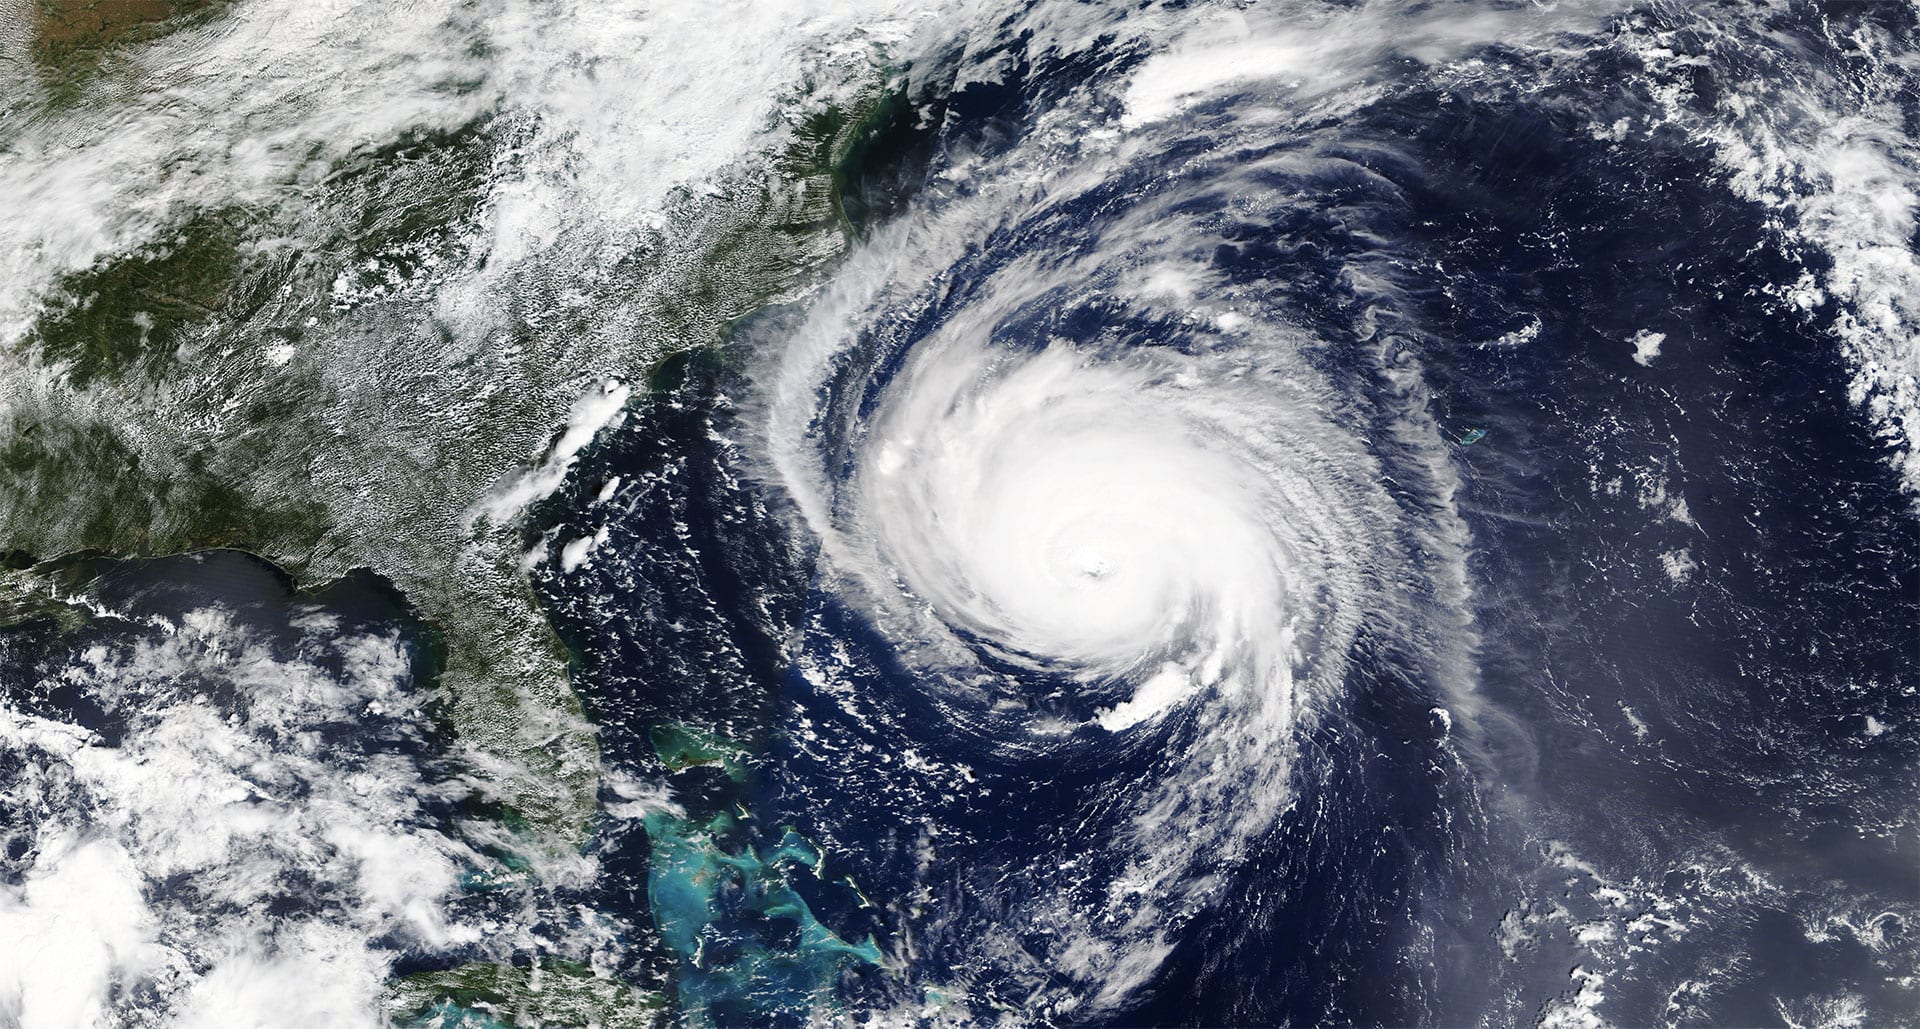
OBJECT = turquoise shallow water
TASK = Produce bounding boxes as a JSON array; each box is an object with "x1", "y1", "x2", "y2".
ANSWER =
[{"x1": 643, "y1": 724, "x2": 883, "y2": 1025}]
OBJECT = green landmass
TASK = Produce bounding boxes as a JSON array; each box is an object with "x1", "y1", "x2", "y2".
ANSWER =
[
  {"x1": 0, "y1": 12, "x2": 934, "y2": 867},
  {"x1": 650, "y1": 722, "x2": 754, "y2": 780},
  {"x1": 29, "y1": 0, "x2": 231, "y2": 102},
  {"x1": 31, "y1": 0, "x2": 227, "y2": 56},
  {"x1": 389, "y1": 959, "x2": 668, "y2": 1029},
  {"x1": 3, "y1": 14, "x2": 944, "y2": 1020}
]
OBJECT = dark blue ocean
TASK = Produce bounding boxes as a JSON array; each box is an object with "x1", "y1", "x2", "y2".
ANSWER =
[{"x1": 526, "y1": 3, "x2": 1920, "y2": 1024}]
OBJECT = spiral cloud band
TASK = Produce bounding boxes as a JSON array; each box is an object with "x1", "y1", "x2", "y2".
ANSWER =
[
  {"x1": 751, "y1": 84, "x2": 1454, "y2": 1004},
  {"x1": 864, "y1": 339, "x2": 1312, "y2": 732}
]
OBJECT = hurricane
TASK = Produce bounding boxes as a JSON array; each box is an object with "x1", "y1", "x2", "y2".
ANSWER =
[
  {"x1": 732, "y1": 0, "x2": 1919, "y2": 1020},
  {"x1": 1, "y1": 0, "x2": 1915, "y2": 1025},
  {"x1": 756, "y1": 78, "x2": 1471, "y2": 1011}
]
